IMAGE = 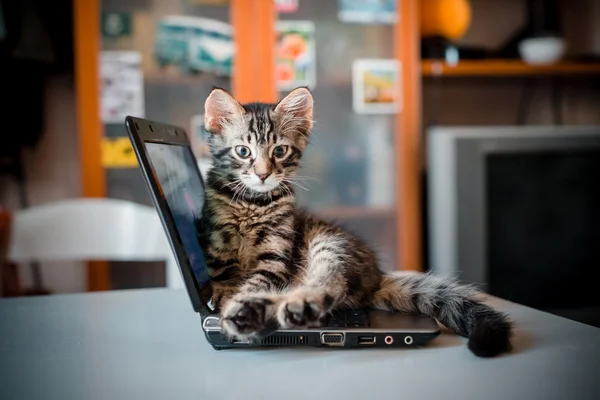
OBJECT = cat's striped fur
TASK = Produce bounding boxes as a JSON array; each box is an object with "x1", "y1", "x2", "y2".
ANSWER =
[{"x1": 200, "y1": 87, "x2": 512, "y2": 357}]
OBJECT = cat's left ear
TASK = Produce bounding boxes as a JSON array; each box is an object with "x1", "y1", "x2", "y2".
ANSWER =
[{"x1": 274, "y1": 87, "x2": 314, "y2": 131}]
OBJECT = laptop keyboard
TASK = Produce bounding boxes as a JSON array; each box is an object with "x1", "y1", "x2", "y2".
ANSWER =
[{"x1": 326, "y1": 309, "x2": 369, "y2": 328}]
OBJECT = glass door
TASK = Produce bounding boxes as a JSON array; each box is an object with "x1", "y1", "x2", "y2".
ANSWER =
[{"x1": 277, "y1": 1, "x2": 398, "y2": 270}]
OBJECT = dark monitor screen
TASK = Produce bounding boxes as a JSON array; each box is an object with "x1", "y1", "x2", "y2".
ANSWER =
[
  {"x1": 145, "y1": 142, "x2": 210, "y2": 289},
  {"x1": 486, "y1": 149, "x2": 600, "y2": 321}
]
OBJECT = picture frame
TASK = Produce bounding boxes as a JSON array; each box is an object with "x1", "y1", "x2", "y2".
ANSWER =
[{"x1": 352, "y1": 59, "x2": 401, "y2": 114}]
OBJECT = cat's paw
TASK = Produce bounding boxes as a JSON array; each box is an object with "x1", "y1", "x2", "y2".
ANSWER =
[
  {"x1": 277, "y1": 290, "x2": 333, "y2": 329},
  {"x1": 220, "y1": 297, "x2": 275, "y2": 340}
]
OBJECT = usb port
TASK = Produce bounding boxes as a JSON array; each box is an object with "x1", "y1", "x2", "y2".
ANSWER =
[{"x1": 358, "y1": 336, "x2": 376, "y2": 345}]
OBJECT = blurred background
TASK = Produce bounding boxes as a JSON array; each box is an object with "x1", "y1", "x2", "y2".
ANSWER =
[{"x1": 0, "y1": 0, "x2": 599, "y2": 327}]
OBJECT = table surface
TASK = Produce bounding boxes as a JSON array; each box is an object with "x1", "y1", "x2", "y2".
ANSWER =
[{"x1": 1, "y1": 288, "x2": 599, "y2": 400}]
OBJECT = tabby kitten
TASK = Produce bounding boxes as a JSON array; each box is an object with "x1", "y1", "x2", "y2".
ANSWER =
[{"x1": 199, "y1": 87, "x2": 512, "y2": 357}]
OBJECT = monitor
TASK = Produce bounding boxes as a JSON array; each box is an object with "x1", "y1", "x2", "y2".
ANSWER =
[{"x1": 427, "y1": 125, "x2": 600, "y2": 327}]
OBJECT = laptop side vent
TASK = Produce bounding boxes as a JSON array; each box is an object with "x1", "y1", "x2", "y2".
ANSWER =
[{"x1": 261, "y1": 334, "x2": 304, "y2": 346}]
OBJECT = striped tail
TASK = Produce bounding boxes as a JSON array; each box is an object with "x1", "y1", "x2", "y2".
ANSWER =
[{"x1": 371, "y1": 272, "x2": 513, "y2": 357}]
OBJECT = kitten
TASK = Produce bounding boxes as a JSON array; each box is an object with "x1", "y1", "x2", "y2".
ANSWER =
[{"x1": 199, "y1": 87, "x2": 512, "y2": 357}]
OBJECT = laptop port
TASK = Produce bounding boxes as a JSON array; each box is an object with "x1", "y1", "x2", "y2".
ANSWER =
[
  {"x1": 358, "y1": 336, "x2": 376, "y2": 345},
  {"x1": 321, "y1": 333, "x2": 345, "y2": 346}
]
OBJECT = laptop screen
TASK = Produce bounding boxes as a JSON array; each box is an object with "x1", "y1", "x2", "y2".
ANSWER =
[{"x1": 145, "y1": 142, "x2": 210, "y2": 289}]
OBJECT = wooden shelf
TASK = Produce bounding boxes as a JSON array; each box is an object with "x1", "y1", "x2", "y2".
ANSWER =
[
  {"x1": 421, "y1": 59, "x2": 600, "y2": 77},
  {"x1": 143, "y1": 60, "x2": 600, "y2": 87}
]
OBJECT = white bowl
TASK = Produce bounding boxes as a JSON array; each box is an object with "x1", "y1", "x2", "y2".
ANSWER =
[{"x1": 518, "y1": 37, "x2": 566, "y2": 65}]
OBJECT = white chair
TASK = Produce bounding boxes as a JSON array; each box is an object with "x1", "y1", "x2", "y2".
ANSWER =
[{"x1": 6, "y1": 198, "x2": 183, "y2": 290}]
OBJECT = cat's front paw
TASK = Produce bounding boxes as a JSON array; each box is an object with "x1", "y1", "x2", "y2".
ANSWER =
[
  {"x1": 277, "y1": 290, "x2": 333, "y2": 329},
  {"x1": 220, "y1": 297, "x2": 275, "y2": 340}
]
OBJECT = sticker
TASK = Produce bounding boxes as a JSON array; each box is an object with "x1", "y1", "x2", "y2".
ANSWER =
[
  {"x1": 276, "y1": 0, "x2": 299, "y2": 13},
  {"x1": 101, "y1": 137, "x2": 138, "y2": 168},
  {"x1": 100, "y1": 51, "x2": 145, "y2": 123},
  {"x1": 101, "y1": 12, "x2": 132, "y2": 38},
  {"x1": 338, "y1": 0, "x2": 397, "y2": 24},
  {"x1": 275, "y1": 21, "x2": 316, "y2": 91},
  {"x1": 352, "y1": 59, "x2": 401, "y2": 114}
]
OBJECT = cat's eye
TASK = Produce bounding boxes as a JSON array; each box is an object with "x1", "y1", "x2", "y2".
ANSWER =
[
  {"x1": 235, "y1": 145, "x2": 251, "y2": 159},
  {"x1": 273, "y1": 145, "x2": 288, "y2": 159}
]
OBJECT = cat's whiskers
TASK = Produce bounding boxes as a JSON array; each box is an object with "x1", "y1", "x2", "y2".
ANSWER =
[
  {"x1": 275, "y1": 182, "x2": 291, "y2": 199},
  {"x1": 212, "y1": 174, "x2": 229, "y2": 186},
  {"x1": 228, "y1": 181, "x2": 246, "y2": 208},
  {"x1": 289, "y1": 174, "x2": 321, "y2": 182},
  {"x1": 284, "y1": 182, "x2": 293, "y2": 198},
  {"x1": 220, "y1": 179, "x2": 241, "y2": 190},
  {"x1": 286, "y1": 176, "x2": 321, "y2": 190},
  {"x1": 284, "y1": 178, "x2": 310, "y2": 191}
]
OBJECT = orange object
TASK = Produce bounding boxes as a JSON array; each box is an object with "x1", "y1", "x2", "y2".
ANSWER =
[
  {"x1": 396, "y1": 0, "x2": 422, "y2": 272},
  {"x1": 74, "y1": 0, "x2": 110, "y2": 291},
  {"x1": 420, "y1": 0, "x2": 472, "y2": 40},
  {"x1": 231, "y1": 0, "x2": 276, "y2": 103}
]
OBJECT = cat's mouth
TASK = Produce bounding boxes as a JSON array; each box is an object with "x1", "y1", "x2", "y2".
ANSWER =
[{"x1": 242, "y1": 175, "x2": 280, "y2": 193}]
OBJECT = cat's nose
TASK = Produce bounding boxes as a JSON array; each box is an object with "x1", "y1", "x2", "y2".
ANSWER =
[{"x1": 257, "y1": 172, "x2": 271, "y2": 182}]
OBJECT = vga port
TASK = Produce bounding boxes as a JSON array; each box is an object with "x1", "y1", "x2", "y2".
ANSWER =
[{"x1": 321, "y1": 333, "x2": 345, "y2": 346}]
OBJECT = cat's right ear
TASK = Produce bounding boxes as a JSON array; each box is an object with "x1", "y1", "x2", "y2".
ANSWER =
[{"x1": 204, "y1": 88, "x2": 245, "y2": 134}]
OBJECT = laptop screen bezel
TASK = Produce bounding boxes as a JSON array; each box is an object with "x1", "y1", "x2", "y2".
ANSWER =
[{"x1": 125, "y1": 115, "x2": 213, "y2": 316}]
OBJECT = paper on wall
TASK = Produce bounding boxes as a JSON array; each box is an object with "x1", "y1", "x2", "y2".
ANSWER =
[{"x1": 100, "y1": 51, "x2": 145, "y2": 123}]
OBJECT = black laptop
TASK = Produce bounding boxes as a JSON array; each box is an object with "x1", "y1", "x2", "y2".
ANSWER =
[{"x1": 125, "y1": 116, "x2": 441, "y2": 350}]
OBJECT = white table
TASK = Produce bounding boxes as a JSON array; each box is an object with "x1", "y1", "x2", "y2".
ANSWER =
[{"x1": 1, "y1": 288, "x2": 599, "y2": 400}]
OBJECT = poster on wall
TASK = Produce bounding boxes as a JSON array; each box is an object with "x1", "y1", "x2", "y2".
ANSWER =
[
  {"x1": 338, "y1": 0, "x2": 397, "y2": 24},
  {"x1": 154, "y1": 16, "x2": 233, "y2": 77},
  {"x1": 100, "y1": 51, "x2": 145, "y2": 123},
  {"x1": 275, "y1": 21, "x2": 316, "y2": 91},
  {"x1": 352, "y1": 59, "x2": 401, "y2": 114}
]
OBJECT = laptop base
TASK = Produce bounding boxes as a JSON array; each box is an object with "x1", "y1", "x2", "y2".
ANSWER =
[{"x1": 202, "y1": 309, "x2": 442, "y2": 350}]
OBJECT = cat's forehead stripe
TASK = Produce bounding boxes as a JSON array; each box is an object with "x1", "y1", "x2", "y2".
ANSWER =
[{"x1": 245, "y1": 108, "x2": 276, "y2": 145}]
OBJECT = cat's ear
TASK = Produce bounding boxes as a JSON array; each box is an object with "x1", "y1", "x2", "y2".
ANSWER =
[
  {"x1": 274, "y1": 87, "x2": 314, "y2": 131},
  {"x1": 204, "y1": 88, "x2": 245, "y2": 134}
]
